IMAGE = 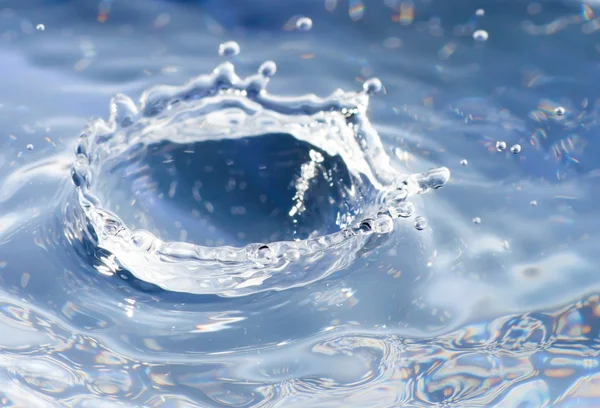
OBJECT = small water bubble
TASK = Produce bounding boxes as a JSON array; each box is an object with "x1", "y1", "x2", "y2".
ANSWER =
[
  {"x1": 391, "y1": 201, "x2": 415, "y2": 218},
  {"x1": 258, "y1": 61, "x2": 277, "y2": 77},
  {"x1": 26, "y1": 144, "x2": 33, "y2": 150},
  {"x1": 473, "y1": 29, "x2": 489, "y2": 41},
  {"x1": 496, "y1": 141, "x2": 507, "y2": 152},
  {"x1": 36, "y1": 24, "x2": 45, "y2": 31},
  {"x1": 296, "y1": 17, "x2": 313, "y2": 31},
  {"x1": 510, "y1": 144, "x2": 521, "y2": 154},
  {"x1": 414, "y1": 216, "x2": 428, "y2": 231},
  {"x1": 254, "y1": 245, "x2": 274, "y2": 265},
  {"x1": 472, "y1": 217, "x2": 481, "y2": 224},
  {"x1": 218, "y1": 41, "x2": 240, "y2": 57},
  {"x1": 363, "y1": 78, "x2": 382, "y2": 94},
  {"x1": 554, "y1": 106, "x2": 565, "y2": 116},
  {"x1": 460, "y1": 159, "x2": 468, "y2": 166},
  {"x1": 373, "y1": 214, "x2": 394, "y2": 234},
  {"x1": 359, "y1": 219, "x2": 374, "y2": 233},
  {"x1": 530, "y1": 200, "x2": 538, "y2": 207},
  {"x1": 475, "y1": 9, "x2": 485, "y2": 16}
]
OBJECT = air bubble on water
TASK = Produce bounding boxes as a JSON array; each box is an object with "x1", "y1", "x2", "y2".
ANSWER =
[
  {"x1": 496, "y1": 141, "x2": 507, "y2": 151},
  {"x1": 36, "y1": 24, "x2": 45, "y2": 31},
  {"x1": 391, "y1": 201, "x2": 415, "y2": 218},
  {"x1": 530, "y1": 200, "x2": 538, "y2": 207},
  {"x1": 218, "y1": 41, "x2": 240, "y2": 57},
  {"x1": 475, "y1": 9, "x2": 485, "y2": 16},
  {"x1": 414, "y1": 216, "x2": 428, "y2": 231},
  {"x1": 473, "y1": 30, "x2": 489, "y2": 41},
  {"x1": 296, "y1": 17, "x2": 313, "y2": 31},
  {"x1": 554, "y1": 106, "x2": 565, "y2": 116},
  {"x1": 258, "y1": 61, "x2": 277, "y2": 78},
  {"x1": 460, "y1": 159, "x2": 468, "y2": 166},
  {"x1": 250, "y1": 245, "x2": 274, "y2": 265},
  {"x1": 510, "y1": 144, "x2": 521, "y2": 154},
  {"x1": 473, "y1": 217, "x2": 481, "y2": 224},
  {"x1": 363, "y1": 78, "x2": 382, "y2": 95},
  {"x1": 373, "y1": 214, "x2": 394, "y2": 234},
  {"x1": 26, "y1": 144, "x2": 33, "y2": 150}
]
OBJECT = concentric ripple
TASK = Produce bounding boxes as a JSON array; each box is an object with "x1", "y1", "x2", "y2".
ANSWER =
[{"x1": 64, "y1": 61, "x2": 450, "y2": 296}]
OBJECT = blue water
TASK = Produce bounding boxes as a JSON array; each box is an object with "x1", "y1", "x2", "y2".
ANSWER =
[{"x1": 1, "y1": 0, "x2": 600, "y2": 406}]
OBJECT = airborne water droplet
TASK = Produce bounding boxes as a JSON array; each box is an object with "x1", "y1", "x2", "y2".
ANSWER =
[
  {"x1": 496, "y1": 141, "x2": 507, "y2": 152},
  {"x1": 296, "y1": 17, "x2": 313, "y2": 31},
  {"x1": 416, "y1": 167, "x2": 450, "y2": 193},
  {"x1": 218, "y1": 41, "x2": 240, "y2": 57},
  {"x1": 473, "y1": 29, "x2": 489, "y2": 41},
  {"x1": 373, "y1": 214, "x2": 394, "y2": 234},
  {"x1": 554, "y1": 106, "x2": 565, "y2": 116},
  {"x1": 472, "y1": 217, "x2": 481, "y2": 224},
  {"x1": 363, "y1": 78, "x2": 382, "y2": 94},
  {"x1": 460, "y1": 159, "x2": 468, "y2": 166},
  {"x1": 530, "y1": 200, "x2": 538, "y2": 207},
  {"x1": 26, "y1": 144, "x2": 34, "y2": 150},
  {"x1": 510, "y1": 144, "x2": 521, "y2": 154},
  {"x1": 414, "y1": 216, "x2": 428, "y2": 231},
  {"x1": 36, "y1": 24, "x2": 45, "y2": 31},
  {"x1": 258, "y1": 61, "x2": 277, "y2": 78},
  {"x1": 475, "y1": 9, "x2": 485, "y2": 16}
]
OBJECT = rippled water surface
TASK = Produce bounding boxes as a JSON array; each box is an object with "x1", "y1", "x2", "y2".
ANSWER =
[{"x1": 1, "y1": 0, "x2": 600, "y2": 406}]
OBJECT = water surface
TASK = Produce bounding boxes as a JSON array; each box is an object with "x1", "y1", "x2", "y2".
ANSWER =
[{"x1": 1, "y1": 0, "x2": 600, "y2": 406}]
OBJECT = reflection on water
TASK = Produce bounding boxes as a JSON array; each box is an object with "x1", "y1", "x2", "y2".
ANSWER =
[{"x1": 0, "y1": 0, "x2": 600, "y2": 406}]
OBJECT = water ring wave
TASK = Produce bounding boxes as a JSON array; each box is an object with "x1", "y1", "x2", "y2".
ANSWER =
[{"x1": 64, "y1": 61, "x2": 450, "y2": 297}]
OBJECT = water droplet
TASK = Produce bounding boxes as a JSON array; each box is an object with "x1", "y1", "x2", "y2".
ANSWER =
[
  {"x1": 26, "y1": 144, "x2": 33, "y2": 150},
  {"x1": 363, "y1": 78, "x2": 382, "y2": 94},
  {"x1": 530, "y1": 200, "x2": 538, "y2": 207},
  {"x1": 460, "y1": 159, "x2": 468, "y2": 166},
  {"x1": 473, "y1": 29, "x2": 489, "y2": 41},
  {"x1": 258, "y1": 61, "x2": 277, "y2": 77},
  {"x1": 358, "y1": 219, "x2": 374, "y2": 233},
  {"x1": 255, "y1": 245, "x2": 274, "y2": 265},
  {"x1": 36, "y1": 24, "x2": 45, "y2": 31},
  {"x1": 416, "y1": 167, "x2": 450, "y2": 193},
  {"x1": 373, "y1": 214, "x2": 394, "y2": 234},
  {"x1": 388, "y1": 187, "x2": 408, "y2": 202},
  {"x1": 472, "y1": 217, "x2": 481, "y2": 224},
  {"x1": 391, "y1": 201, "x2": 415, "y2": 218},
  {"x1": 475, "y1": 9, "x2": 485, "y2": 16},
  {"x1": 414, "y1": 216, "x2": 428, "y2": 231},
  {"x1": 554, "y1": 106, "x2": 565, "y2": 116},
  {"x1": 510, "y1": 144, "x2": 521, "y2": 154},
  {"x1": 496, "y1": 141, "x2": 507, "y2": 151},
  {"x1": 218, "y1": 41, "x2": 240, "y2": 57},
  {"x1": 284, "y1": 248, "x2": 301, "y2": 262},
  {"x1": 296, "y1": 17, "x2": 313, "y2": 31}
]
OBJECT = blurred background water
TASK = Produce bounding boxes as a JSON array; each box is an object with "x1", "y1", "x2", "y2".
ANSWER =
[{"x1": 1, "y1": 0, "x2": 600, "y2": 406}]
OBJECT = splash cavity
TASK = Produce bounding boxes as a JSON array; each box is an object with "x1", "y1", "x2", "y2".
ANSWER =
[{"x1": 65, "y1": 61, "x2": 449, "y2": 297}]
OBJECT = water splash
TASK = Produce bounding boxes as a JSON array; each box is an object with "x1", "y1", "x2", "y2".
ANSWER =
[{"x1": 65, "y1": 61, "x2": 450, "y2": 297}]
